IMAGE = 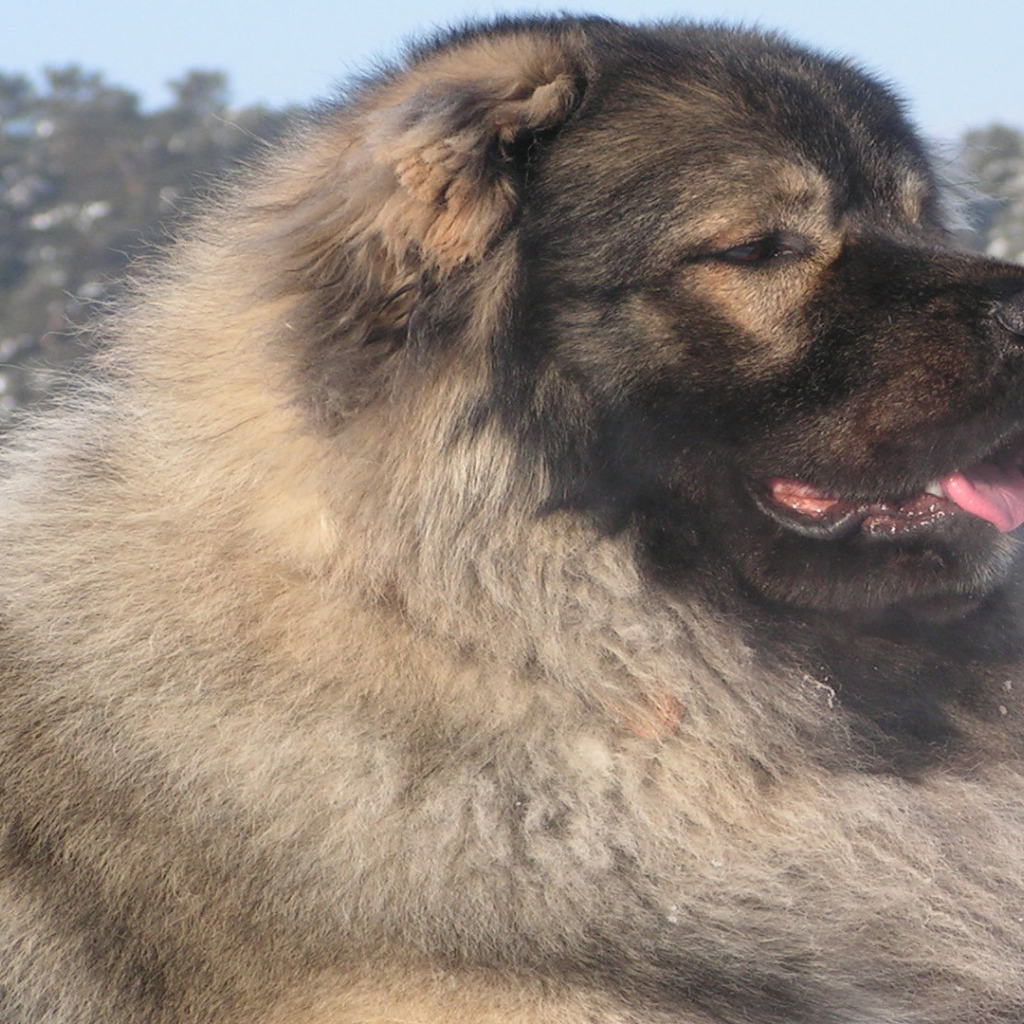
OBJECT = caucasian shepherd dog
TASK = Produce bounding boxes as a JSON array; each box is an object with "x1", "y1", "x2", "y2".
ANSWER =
[{"x1": 4, "y1": 15, "x2": 1024, "y2": 1024}]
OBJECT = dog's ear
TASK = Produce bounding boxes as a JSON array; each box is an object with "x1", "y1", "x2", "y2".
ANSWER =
[
  {"x1": 259, "y1": 25, "x2": 587, "y2": 423},
  {"x1": 355, "y1": 27, "x2": 586, "y2": 268},
  {"x1": 273, "y1": 26, "x2": 587, "y2": 276}
]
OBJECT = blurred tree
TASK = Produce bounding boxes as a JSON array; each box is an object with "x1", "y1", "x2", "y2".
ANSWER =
[
  {"x1": 0, "y1": 72, "x2": 34, "y2": 120},
  {"x1": 0, "y1": 65, "x2": 295, "y2": 416},
  {"x1": 168, "y1": 70, "x2": 229, "y2": 120},
  {"x1": 960, "y1": 124, "x2": 1024, "y2": 263}
]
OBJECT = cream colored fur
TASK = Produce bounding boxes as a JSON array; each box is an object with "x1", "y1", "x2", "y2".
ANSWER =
[{"x1": 1, "y1": 19, "x2": 1023, "y2": 1024}]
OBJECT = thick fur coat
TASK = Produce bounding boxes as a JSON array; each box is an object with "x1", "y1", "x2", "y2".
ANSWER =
[{"x1": 3, "y1": 16, "x2": 1024, "y2": 1024}]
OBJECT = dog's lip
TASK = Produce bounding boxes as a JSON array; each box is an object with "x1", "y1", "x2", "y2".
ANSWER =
[{"x1": 756, "y1": 451, "x2": 1024, "y2": 540}]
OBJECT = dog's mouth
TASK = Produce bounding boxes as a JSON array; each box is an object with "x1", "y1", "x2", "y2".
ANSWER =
[{"x1": 758, "y1": 453, "x2": 1024, "y2": 541}]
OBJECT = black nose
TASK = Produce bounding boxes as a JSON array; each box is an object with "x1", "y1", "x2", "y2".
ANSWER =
[{"x1": 995, "y1": 290, "x2": 1024, "y2": 337}]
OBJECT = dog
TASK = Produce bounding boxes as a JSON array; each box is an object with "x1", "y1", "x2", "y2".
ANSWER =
[{"x1": 2, "y1": 15, "x2": 1024, "y2": 1024}]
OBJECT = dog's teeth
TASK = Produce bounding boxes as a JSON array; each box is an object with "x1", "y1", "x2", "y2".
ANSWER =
[{"x1": 924, "y1": 481, "x2": 944, "y2": 497}]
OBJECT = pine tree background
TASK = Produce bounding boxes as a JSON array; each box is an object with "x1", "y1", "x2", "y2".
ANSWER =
[
  {"x1": 0, "y1": 67, "x2": 295, "y2": 417},
  {"x1": 0, "y1": 65, "x2": 1022, "y2": 422}
]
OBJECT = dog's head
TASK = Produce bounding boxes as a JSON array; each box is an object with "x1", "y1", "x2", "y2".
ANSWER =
[{"x1": 269, "y1": 18, "x2": 1024, "y2": 622}]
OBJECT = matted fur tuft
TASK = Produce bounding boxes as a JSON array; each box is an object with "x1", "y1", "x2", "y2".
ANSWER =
[{"x1": 3, "y1": 15, "x2": 1024, "y2": 1024}]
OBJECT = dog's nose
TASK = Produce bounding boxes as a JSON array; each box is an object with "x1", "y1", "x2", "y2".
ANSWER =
[{"x1": 995, "y1": 289, "x2": 1024, "y2": 337}]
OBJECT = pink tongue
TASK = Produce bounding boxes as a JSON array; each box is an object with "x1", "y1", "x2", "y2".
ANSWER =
[{"x1": 941, "y1": 464, "x2": 1024, "y2": 533}]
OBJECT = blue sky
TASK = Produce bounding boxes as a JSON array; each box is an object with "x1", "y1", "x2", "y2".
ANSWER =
[{"x1": 5, "y1": 0, "x2": 1021, "y2": 142}]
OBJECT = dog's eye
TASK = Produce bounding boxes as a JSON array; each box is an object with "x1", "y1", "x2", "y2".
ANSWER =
[
  {"x1": 713, "y1": 236, "x2": 802, "y2": 265},
  {"x1": 720, "y1": 241, "x2": 772, "y2": 263}
]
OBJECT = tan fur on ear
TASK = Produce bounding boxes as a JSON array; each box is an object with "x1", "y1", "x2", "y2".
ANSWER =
[
  {"x1": 362, "y1": 31, "x2": 584, "y2": 265},
  {"x1": 266, "y1": 28, "x2": 587, "y2": 287}
]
